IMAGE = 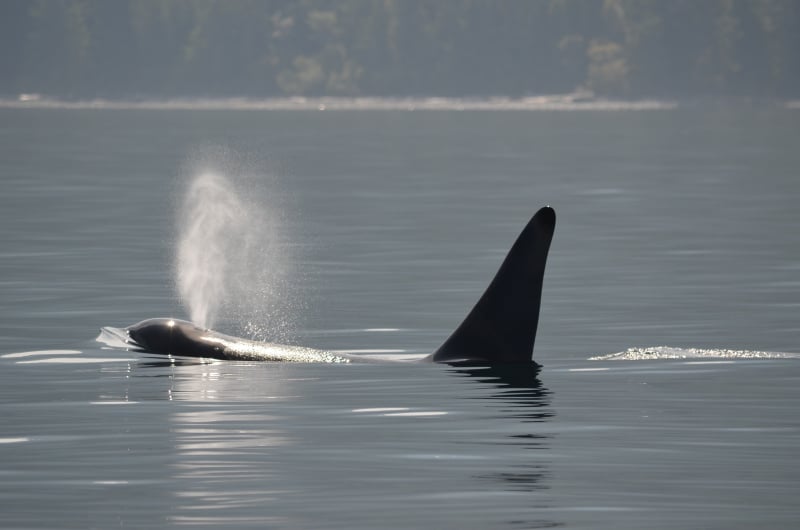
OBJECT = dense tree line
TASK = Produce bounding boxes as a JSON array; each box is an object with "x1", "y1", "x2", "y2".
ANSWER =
[{"x1": 1, "y1": 0, "x2": 798, "y2": 99}]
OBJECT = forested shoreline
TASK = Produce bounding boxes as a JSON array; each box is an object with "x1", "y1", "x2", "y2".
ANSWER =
[{"x1": 1, "y1": 0, "x2": 798, "y2": 100}]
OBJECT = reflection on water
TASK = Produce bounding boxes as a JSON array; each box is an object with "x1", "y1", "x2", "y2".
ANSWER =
[
  {"x1": 171, "y1": 406, "x2": 291, "y2": 525},
  {"x1": 137, "y1": 360, "x2": 560, "y2": 528},
  {"x1": 447, "y1": 361, "x2": 555, "y2": 527},
  {"x1": 447, "y1": 362, "x2": 552, "y2": 421}
]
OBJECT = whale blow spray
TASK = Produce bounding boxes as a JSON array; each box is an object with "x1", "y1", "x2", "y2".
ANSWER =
[
  {"x1": 174, "y1": 164, "x2": 294, "y2": 338},
  {"x1": 175, "y1": 171, "x2": 244, "y2": 329}
]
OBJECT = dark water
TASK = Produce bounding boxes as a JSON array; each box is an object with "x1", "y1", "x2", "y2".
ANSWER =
[{"x1": 1, "y1": 108, "x2": 799, "y2": 528}]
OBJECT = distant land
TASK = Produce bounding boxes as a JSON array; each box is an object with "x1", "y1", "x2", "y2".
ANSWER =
[
  {"x1": 0, "y1": 92, "x2": 683, "y2": 111},
  {"x1": 2, "y1": 1, "x2": 798, "y2": 100},
  {"x1": 4, "y1": 94, "x2": 799, "y2": 112}
]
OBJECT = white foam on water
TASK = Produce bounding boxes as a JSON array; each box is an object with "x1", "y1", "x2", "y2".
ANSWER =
[{"x1": 591, "y1": 346, "x2": 799, "y2": 361}]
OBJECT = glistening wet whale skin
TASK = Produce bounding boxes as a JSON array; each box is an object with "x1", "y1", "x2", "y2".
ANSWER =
[
  {"x1": 122, "y1": 318, "x2": 352, "y2": 363},
  {"x1": 109, "y1": 206, "x2": 555, "y2": 364}
]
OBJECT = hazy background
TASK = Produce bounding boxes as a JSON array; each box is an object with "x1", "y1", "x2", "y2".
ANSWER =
[{"x1": 1, "y1": 0, "x2": 799, "y2": 100}]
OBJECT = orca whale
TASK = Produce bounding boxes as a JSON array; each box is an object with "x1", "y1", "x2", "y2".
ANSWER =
[
  {"x1": 121, "y1": 317, "x2": 353, "y2": 363},
  {"x1": 110, "y1": 206, "x2": 555, "y2": 364}
]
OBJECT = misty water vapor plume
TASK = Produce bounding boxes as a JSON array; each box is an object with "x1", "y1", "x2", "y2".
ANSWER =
[{"x1": 174, "y1": 150, "x2": 296, "y2": 340}]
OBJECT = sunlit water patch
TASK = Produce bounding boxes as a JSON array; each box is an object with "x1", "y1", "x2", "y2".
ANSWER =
[
  {"x1": 1, "y1": 349, "x2": 82, "y2": 359},
  {"x1": 1, "y1": 348, "x2": 136, "y2": 365}
]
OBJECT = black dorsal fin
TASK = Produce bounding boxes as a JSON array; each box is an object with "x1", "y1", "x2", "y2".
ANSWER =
[{"x1": 430, "y1": 206, "x2": 555, "y2": 364}]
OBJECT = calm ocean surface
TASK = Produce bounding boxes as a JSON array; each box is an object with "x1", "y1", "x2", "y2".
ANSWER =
[{"x1": 1, "y1": 107, "x2": 798, "y2": 528}]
